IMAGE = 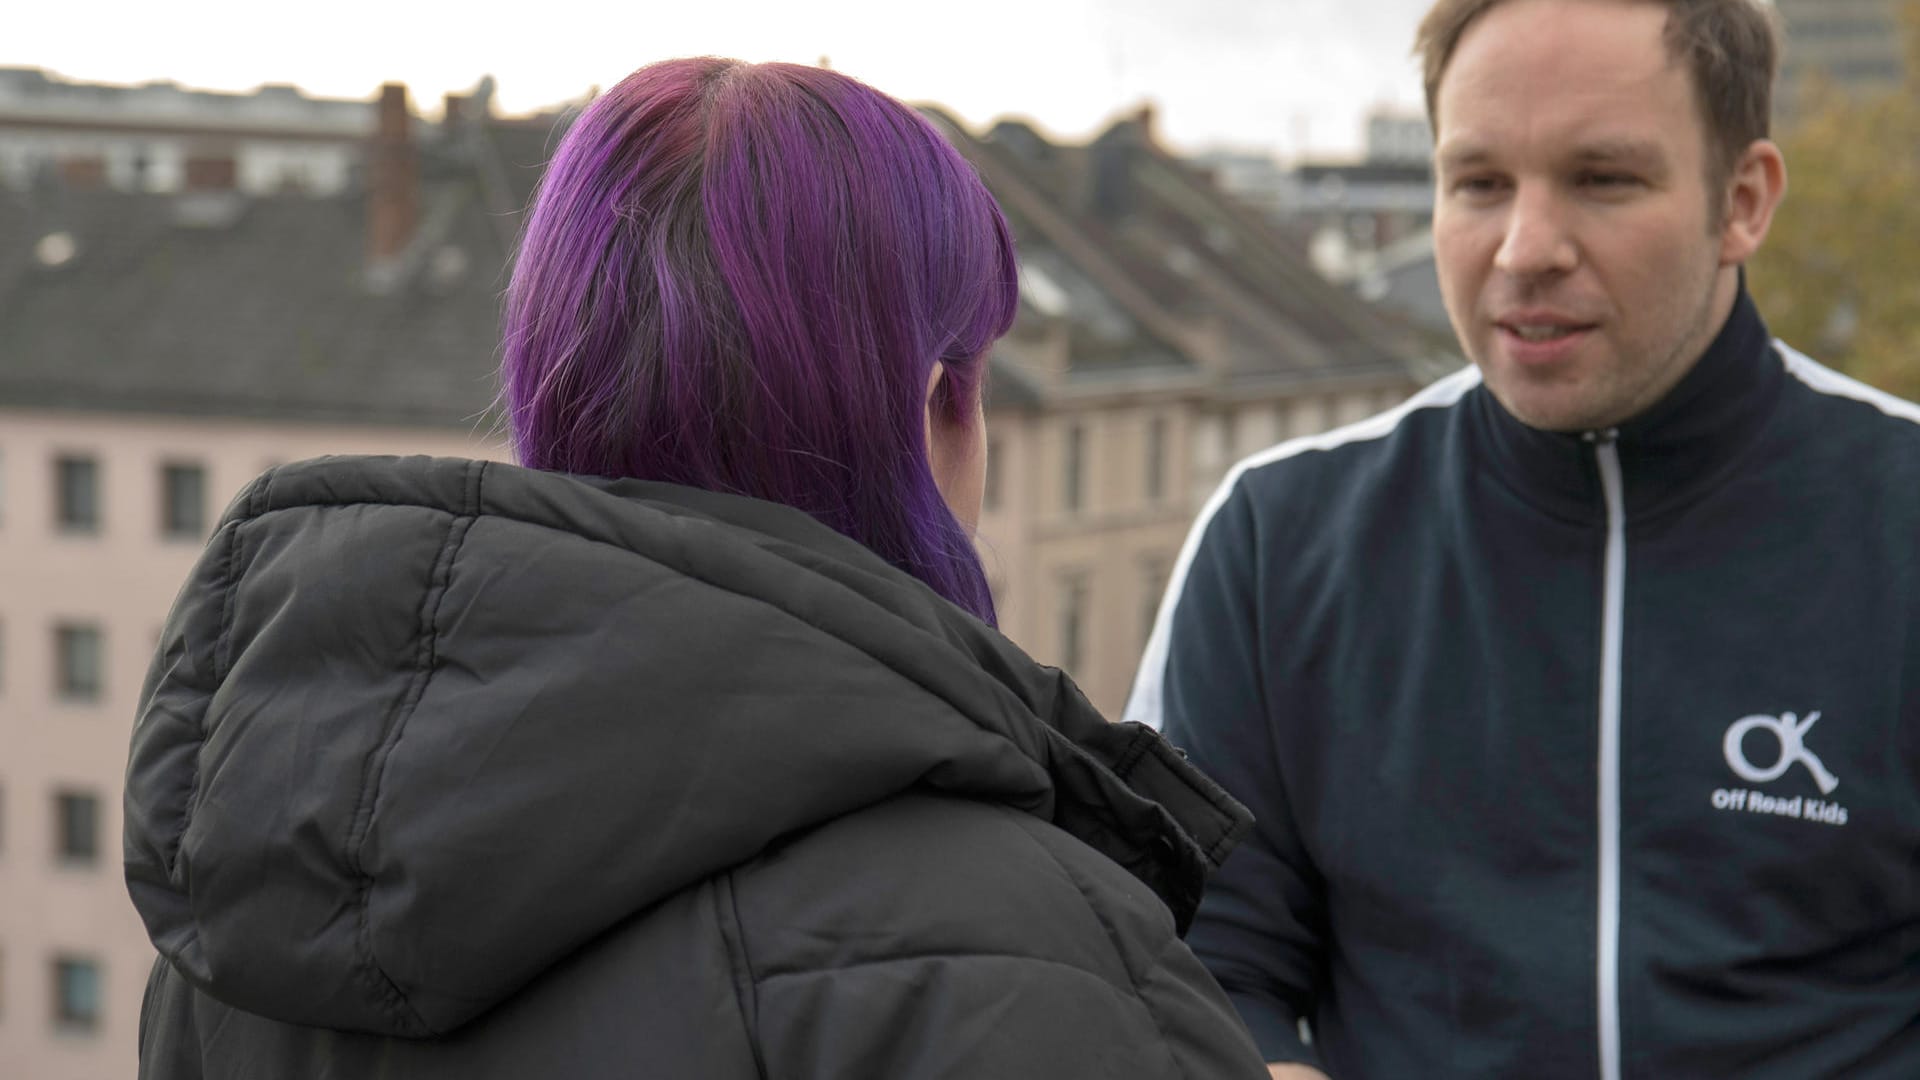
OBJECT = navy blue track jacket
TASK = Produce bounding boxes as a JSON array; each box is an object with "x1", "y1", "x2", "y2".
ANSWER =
[{"x1": 1125, "y1": 292, "x2": 1920, "y2": 1078}]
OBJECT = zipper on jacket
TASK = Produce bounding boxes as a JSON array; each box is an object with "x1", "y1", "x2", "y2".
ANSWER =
[{"x1": 1587, "y1": 429, "x2": 1626, "y2": 1080}]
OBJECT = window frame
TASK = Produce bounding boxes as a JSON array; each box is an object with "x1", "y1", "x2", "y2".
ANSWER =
[
  {"x1": 1144, "y1": 415, "x2": 1168, "y2": 504},
  {"x1": 159, "y1": 461, "x2": 208, "y2": 540},
  {"x1": 53, "y1": 789, "x2": 100, "y2": 866},
  {"x1": 53, "y1": 623, "x2": 103, "y2": 703},
  {"x1": 53, "y1": 455, "x2": 101, "y2": 534},
  {"x1": 51, "y1": 954, "x2": 103, "y2": 1034},
  {"x1": 1063, "y1": 422, "x2": 1086, "y2": 514}
]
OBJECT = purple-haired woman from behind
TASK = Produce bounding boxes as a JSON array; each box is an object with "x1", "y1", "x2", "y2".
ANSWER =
[{"x1": 126, "y1": 58, "x2": 1267, "y2": 1079}]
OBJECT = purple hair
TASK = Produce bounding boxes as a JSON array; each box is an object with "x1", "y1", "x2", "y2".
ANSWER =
[{"x1": 502, "y1": 59, "x2": 1016, "y2": 623}]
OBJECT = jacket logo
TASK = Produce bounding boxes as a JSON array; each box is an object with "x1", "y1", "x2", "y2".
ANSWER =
[{"x1": 1723, "y1": 711, "x2": 1838, "y2": 795}]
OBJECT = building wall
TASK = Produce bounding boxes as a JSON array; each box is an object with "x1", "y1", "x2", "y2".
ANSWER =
[
  {"x1": 0, "y1": 70, "x2": 371, "y2": 138},
  {"x1": 0, "y1": 407, "x2": 504, "y2": 1080},
  {"x1": 1776, "y1": 0, "x2": 1907, "y2": 118},
  {"x1": 0, "y1": 130, "x2": 360, "y2": 195},
  {"x1": 0, "y1": 69, "x2": 377, "y2": 196},
  {"x1": 981, "y1": 378, "x2": 1417, "y2": 717},
  {"x1": 1365, "y1": 109, "x2": 1434, "y2": 165}
]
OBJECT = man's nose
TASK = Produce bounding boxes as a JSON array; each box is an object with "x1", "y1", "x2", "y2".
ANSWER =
[{"x1": 1494, "y1": 186, "x2": 1577, "y2": 278}]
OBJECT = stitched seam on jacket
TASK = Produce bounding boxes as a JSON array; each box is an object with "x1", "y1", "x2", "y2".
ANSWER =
[
  {"x1": 342, "y1": 459, "x2": 482, "y2": 1035},
  {"x1": 752, "y1": 950, "x2": 1148, "y2": 988},
  {"x1": 166, "y1": 480, "x2": 255, "y2": 882},
  {"x1": 1000, "y1": 810, "x2": 1194, "y2": 1080},
  {"x1": 716, "y1": 872, "x2": 770, "y2": 1080},
  {"x1": 1111, "y1": 725, "x2": 1154, "y2": 776}
]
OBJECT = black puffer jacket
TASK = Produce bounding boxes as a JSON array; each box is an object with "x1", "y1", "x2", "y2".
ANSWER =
[{"x1": 124, "y1": 455, "x2": 1266, "y2": 1079}]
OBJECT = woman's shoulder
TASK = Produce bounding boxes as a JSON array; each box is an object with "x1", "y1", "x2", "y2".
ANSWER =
[
  {"x1": 730, "y1": 792, "x2": 1175, "y2": 991},
  {"x1": 716, "y1": 791, "x2": 1268, "y2": 1078}
]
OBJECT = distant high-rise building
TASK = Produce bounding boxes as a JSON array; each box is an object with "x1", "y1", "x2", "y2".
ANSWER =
[
  {"x1": 1364, "y1": 108, "x2": 1433, "y2": 166},
  {"x1": 1774, "y1": 0, "x2": 1909, "y2": 119}
]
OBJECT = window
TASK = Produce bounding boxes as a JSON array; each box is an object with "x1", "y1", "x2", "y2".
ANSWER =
[
  {"x1": 1293, "y1": 397, "x2": 1329, "y2": 438},
  {"x1": 1273, "y1": 402, "x2": 1295, "y2": 444},
  {"x1": 55, "y1": 790, "x2": 99, "y2": 865},
  {"x1": 1830, "y1": 57, "x2": 1905, "y2": 82},
  {"x1": 160, "y1": 463, "x2": 207, "y2": 539},
  {"x1": 1058, "y1": 572, "x2": 1090, "y2": 674},
  {"x1": 1145, "y1": 416, "x2": 1167, "y2": 503},
  {"x1": 54, "y1": 624, "x2": 102, "y2": 702},
  {"x1": 983, "y1": 436, "x2": 1002, "y2": 513},
  {"x1": 1140, "y1": 557, "x2": 1169, "y2": 648},
  {"x1": 1337, "y1": 392, "x2": 1375, "y2": 426},
  {"x1": 54, "y1": 456, "x2": 99, "y2": 533},
  {"x1": 52, "y1": 955, "x2": 101, "y2": 1033},
  {"x1": 1063, "y1": 422, "x2": 1085, "y2": 513}
]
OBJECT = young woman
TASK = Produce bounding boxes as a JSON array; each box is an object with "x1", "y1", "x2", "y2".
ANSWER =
[{"x1": 126, "y1": 58, "x2": 1266, "y2": 1078}]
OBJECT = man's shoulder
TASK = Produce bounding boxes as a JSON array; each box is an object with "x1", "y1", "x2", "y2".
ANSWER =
[{"x1": 1775, "y1": 341, "x2": 1920, "y2": 442}]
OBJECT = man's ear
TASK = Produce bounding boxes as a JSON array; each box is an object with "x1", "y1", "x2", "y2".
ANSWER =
[{"x1": 1719, "y1": 139, "x2": 1788, "y2": 266}]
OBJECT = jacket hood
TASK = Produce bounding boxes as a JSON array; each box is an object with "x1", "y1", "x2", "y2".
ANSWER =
[{"x1": 124, "y1": 455, "x2": 1250, "y2": 1039}]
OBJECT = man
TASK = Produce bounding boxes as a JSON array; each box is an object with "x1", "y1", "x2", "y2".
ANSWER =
[{"x1": 1125, "y1": 1, "x2": 1920, "y2": 1077}]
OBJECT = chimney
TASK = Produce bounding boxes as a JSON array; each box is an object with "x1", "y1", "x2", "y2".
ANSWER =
[
  {"x1": 1083, "y1": 103, "x2": 1163, "y2": 221},
  {"x1": 367, "y1": 82, "x2": 418, "y2": 264},
  {"x1": 443, "y1": 92, "x2": 465, "y2": 131},
  {"x1": 1133, "y1": 103, "x2": 1157, "y2": 143},
  {"x1": 1088, "y1": 125, "x2": 1137, "y2": 221}
]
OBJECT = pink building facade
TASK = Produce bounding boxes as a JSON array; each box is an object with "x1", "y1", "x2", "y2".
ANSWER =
[{"x1": 0, "y1": 407, "x2": 504, "y2": 1078}]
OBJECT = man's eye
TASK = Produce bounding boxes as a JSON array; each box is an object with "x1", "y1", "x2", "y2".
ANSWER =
[
  {"x1": 1452, "y1": 177, "x2": 1504, "y2": 196},
  {"x1": 1582, "y1": 172, "x2": 1641, "y2": 189}
]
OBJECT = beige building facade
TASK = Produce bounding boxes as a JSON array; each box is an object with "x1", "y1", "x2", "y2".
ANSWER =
[{"x1": 981, "y1": 377, "x2": 1415, "y2": 715}]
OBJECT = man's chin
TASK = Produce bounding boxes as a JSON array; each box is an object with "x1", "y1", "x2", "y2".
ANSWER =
[{"x1": 1484, "y1": 380, "x2": 1612, "y2": 434}]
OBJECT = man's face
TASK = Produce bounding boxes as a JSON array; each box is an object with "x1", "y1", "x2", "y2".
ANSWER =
[{"x1": 1432, "y1": 0, "x2": 1739, "y2": 433}]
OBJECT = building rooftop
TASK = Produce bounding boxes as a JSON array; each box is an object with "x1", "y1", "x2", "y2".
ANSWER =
[
  {"x1": 0, "y1": 108, "x2": 556, "y2": 427},
  {"x1": 2, "y1": 81, "x2": 1433, "y2": 428},
  {"x1": 950, "y1": 109, "x2": 1429, "y2": 391}
]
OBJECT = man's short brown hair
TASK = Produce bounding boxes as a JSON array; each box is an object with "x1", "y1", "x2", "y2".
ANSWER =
[{"x1": 1415, "y1": 0, "x2": 1781, "y2": 185}]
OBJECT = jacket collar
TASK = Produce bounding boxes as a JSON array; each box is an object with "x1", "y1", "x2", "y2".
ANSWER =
[{"x1": 1469, "y1": 286, "x2": 1784, "y2": 523}]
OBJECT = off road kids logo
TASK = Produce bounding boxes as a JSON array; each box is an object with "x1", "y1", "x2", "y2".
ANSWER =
[{"x1": 1710, "y1": 711, "x2": 1849, "y2": 827}]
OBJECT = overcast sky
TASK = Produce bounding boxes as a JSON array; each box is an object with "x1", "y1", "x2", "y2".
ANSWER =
[{"x1": 7, "y1": 0, "x2": 1437, "y2": 158}]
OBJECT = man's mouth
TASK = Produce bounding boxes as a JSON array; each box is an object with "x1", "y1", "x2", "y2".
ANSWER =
[
  {"x1": 1495, "y1": 313, "x2": 1597, "y2": 346},
  {"x1": 1506, "y1": 324, "x2": 1584, "y2": 343}
]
